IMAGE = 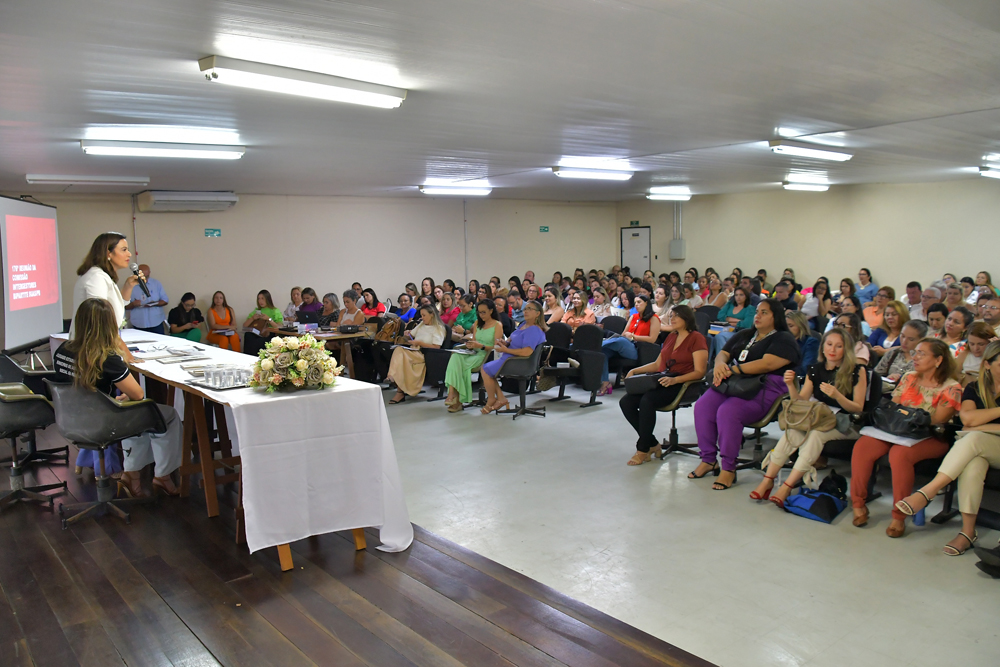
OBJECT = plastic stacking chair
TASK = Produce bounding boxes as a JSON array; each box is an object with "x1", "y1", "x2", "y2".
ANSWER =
[
  {"x1": 0, "y1": 384, "x2": 67, "y2": 511},
  {"x1": 496, "y1": 345, "x2": 548, "y2": 420},
  {"x1": 45, "y1": 380, "x2": 166, "y2": 529},
  {"x1": 0, "y1": 355, "x2": 68, "y2": 468}
]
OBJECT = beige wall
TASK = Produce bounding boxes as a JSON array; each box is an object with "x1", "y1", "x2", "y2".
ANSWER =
[
  {"x1": 35, "y1": 193, "x2": 617, "y2": 321},
  {"x1": 616, "y1": 178, "x2": 1000, "y2": 292}
]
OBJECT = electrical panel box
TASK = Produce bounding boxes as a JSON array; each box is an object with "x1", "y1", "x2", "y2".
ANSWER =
[{"x1": 669, "y1": 239, "x2": 686, "y2": 260}]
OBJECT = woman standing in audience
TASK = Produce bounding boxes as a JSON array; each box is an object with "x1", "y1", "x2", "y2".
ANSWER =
[
  {"x1": 298, "y1": 288, "x2": 322, "y2": 313},
  {"x1": 387, "y1": 304, "x2": 446, "y2": 404},
  {"x1": 480, "y1": 301, "x2": 548, "y2": 413},
  {"x1": 925, "y1": 302, "x2": 949, "y2": 336},
  {"x1": 318, "y1": 293, "x2": 341, "y2": 327},
  {"x1": 937, "y1": 307, "x2": 973, "y2": 355},
  {"x1": 444, "y1": 299, "x2": 502, "y2": 412},
  {"x1": 206, "y1": 291, "x2": 241, "y2": 351},
  {"x1": 360, "y1": 288, "x2": 386, "y2": 318},
  {"x1": 851, "y1": 339, "x2": 961, "y2": 537},
  {"x1": 439, "y1": 292, "x2": 460, "y2": 326},
  {"x1": 785, "y1": 311, "x2": 818, "y2": 376},
  {"x1": 543, "y1": 287, "x2": 566, "y2": 325},
  {"x1": 752, "y1": 328, "x2": 866, "y2": 506},
  {"x1": 862, "y1": 286, "x2": 895, "y2": 329},
  {"x1": 562, "y1": 291, "x2": 596, "y2": 331},
  {"x1": 895, "y1": 341, "x2": 1000, "y2": 555},
  {"x1": 283, "y1": 286, "x2": 303, "y2": 320},
  {"x1": 598, "y1": 293, "x2": 661, "y2": 395},
  {"x1": 591, "y1": 287, "x2": 613, "y2": 320},
  {"x1": 620, "y1": 306, "x2": 708, "y2": 465},
  {"x1": 801, "y1": 280, "x2": 832, "y2": 330},
  {"x1": 692, "y1": 299, "x2": 800, "y2": 490},
  {"x1": 167, "y1": 293, "x2": 203, "y2": 342},
  {"x1": 956, "y1": 322, "x2": 996, "y2": 386},
  {"x1": 875, "y1": 320, "x2": 927, "y2": 382},
  {"x1": 869, "y1": 301, "x2": 909, "y2": 354}
]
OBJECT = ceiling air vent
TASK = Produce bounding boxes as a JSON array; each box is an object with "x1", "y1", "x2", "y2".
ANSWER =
[{"x1": 136, "y1": 190, "x2": 238, "y2": 212}]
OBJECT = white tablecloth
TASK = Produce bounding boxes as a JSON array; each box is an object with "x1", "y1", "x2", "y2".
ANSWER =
[{"x1": 49, "y1": 330, "x2": 413, "y2": 554}]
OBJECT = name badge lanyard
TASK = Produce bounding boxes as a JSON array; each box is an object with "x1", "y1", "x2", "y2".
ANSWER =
[{"x1": 737, "y1": 329, "x2": 774, "y2": 362}]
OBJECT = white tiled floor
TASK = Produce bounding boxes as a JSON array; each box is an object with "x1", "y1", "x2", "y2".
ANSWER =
[{"x1": 384, "y1": 384, "x2": 1000, "y2": 667}]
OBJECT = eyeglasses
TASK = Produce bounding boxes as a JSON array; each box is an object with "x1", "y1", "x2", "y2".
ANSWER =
[
  {"x1": 911, "y1": 350, "x2": 930, "y2": 358},
  {"x1": 982, "y1": 306, "x2": 1000, "y2": 312}
]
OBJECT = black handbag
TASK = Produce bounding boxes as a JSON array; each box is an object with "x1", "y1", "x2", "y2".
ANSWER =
[
  {"x1": 871, "y1": 399, "x2": 932, "y2": 440},
  {"x1": 624, "y1": 372, "x2": 671, "y2": 395},
  {"x1": 716, "y1": 373, "x2": 766, "y2": 400}
]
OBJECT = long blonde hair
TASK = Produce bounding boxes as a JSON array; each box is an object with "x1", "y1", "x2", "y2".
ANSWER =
[
  {"x1": 976, "y1": 340, "x2": 1000, "y2": 410},
  {"x1": 880, "y1": 300, "x2": 910, "y2": 333},
  {"x1": 66, "y1": 298, "x2": 122, "y2": 391},
  {"x1": 819, "y1": 328, "x2": 858, "y2": 396}
]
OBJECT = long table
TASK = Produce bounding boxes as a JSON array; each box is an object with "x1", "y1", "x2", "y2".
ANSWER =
[{"x1": 49, "y1": 329, "x2": 413, "y2": 566}]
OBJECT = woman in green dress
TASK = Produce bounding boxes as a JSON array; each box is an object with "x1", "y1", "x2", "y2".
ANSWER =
[{"x1": 444, "y1": 299, "x2": 503, "y2": 412}]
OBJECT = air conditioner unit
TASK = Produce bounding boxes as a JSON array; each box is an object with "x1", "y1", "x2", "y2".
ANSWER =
[{"x1": 136, "y1": 190, "x2": 238, "y2": 212}]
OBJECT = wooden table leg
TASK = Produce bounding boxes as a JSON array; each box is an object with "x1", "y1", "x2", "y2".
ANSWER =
[
  {"x1": 191, "y1": 394, "x2": 221, "y2": 517},
  {"x1": 277, "y1": 544, "x2": 294, "y2": 571},
  {"x1": 352, "y1": 528, "x2": 367, "y2": 551},
  {"x1": 178, "y1": 397, "x2": 197, "y2": 498}
]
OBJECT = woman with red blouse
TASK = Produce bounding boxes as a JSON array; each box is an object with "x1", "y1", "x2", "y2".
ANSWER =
[
  {"x1": 360, "y1": 288, "x2": 387, "y2": 318},
  {"x1": 599, "y1": 293, "x2": 661, "y2": 395},
  {"x1": 438, "y1": 291, "x2": 460, "y2": 326},
  {"x1": 620, "y1": 305, "x2": 708, "y2": 465}
]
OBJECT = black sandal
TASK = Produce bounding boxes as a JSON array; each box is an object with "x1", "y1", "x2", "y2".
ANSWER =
[
  {"x1": 688, "y1": 462, "x2": 720, "y2": 479},
  {"x1": 895, "y1": 489, "x2": 931, "y2": 516},
  {"x1": 389, "y1": 393, "x2": 406, "y2": 404},
  {"x1": 712, "y1": 470, "x2": 737, "y2": 491},
  {"x1": 943, "y1": 531, "x2": 978, "y2": 556}
]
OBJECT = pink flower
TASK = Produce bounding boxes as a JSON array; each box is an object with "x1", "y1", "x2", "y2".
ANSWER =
[
  {"x1": 270, "y1": 374, "x2": 283, "y2": 385},
  {"x1": 292, "y1": 377, "x2": 305, "y2": 387}
]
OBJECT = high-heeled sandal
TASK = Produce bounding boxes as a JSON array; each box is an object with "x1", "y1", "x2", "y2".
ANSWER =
[
  {"x1": 117, "y1": 471, "x2": 147, "y2": 499},
  {"x1": 687, "y1": 462, "x2": 720, "y2": 479},
  {"x1": 769, "y1": 482, "x2": 795, "y2": 508},
  {"x1": 627, "y1": 451, "x2": 651, "y2": 466},
  {"x1": 943, "y1": 531, "x2": 978, "y2": 556},
  {"x1": 712, "y1": 470, "x2": 737, "y2": 490},
  {"x1": 152, "y1": 475, "x2": 180, "y2": 497},
  {"x1": 481, "y1": 401, "x2": 496, "y2": 414},
  {"x1": 749, "y1": 474, "x2": 776, "y2": 501},
  {"x1": 895, "y1": 489, "x2": 931, "y2": 516},
  {"x1": 649, "y1": 444, "x2": 663, "y2": 460},
  {"x1": 491, "y1": 399, "x2": 509, "y2": 413}
]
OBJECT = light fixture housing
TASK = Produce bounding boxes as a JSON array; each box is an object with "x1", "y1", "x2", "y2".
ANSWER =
[
  {"x1": 782, "y1": 181, "x2": 829, "y2": 192},
  {"x1": 769, "y1": 140, "x2": 852, "y2": 162},
  {"x1": 551, "y1": 167, "x2": 633, "y2": 181},
  {"x1": 81, "y1": 140, "x2": 245, "y2": 160},
  {"x1": 647, "y1": 186, "x2": 692, "y2": 201},
  {"x1": 979, "y1": 167, "x2": 1000, "y2": 180},
  {"x1": 198, "y1": 55, "x2": 407, "y2": 108},
  {"x1": 419, "y1": 186, "x2": 492, "y2": 196},
  {"x1": 25, "y1": 174, "x2": 150, "y2": 186},
  {"x1": 646, "y1": 194, "x2": 691, "y2": 201}
]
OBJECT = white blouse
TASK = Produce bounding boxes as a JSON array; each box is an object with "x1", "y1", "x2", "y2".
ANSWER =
[
  {"x1": 70, "y1": 266, "x2": 126, "y2": 337},
  {"x1": 412, "y1": 323, "x2": 445, "y2": 346}
]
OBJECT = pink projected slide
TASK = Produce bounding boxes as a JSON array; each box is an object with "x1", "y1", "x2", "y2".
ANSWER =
[{"x1": 7, "y1": 215, "x2": 59, "y2": 311}]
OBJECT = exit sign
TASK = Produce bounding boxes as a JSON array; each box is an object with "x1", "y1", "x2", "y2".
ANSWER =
[
  {"x1": 539, "y1": 226, "x2": 549, "y2": 232},
  {"x1": 630, "y1": 220, "x2": 640, "y2": 226},
  {"x1": 204, "y1": 228, "x2": 221, "y2": 237}
]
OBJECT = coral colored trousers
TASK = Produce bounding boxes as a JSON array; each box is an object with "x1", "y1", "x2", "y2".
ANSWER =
[{"x1": 850, "y1": 435, "x2": 950, "y2": 520}]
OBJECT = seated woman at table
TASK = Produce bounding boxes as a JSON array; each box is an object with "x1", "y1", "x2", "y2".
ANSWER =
[
  {"x1": 55, "y1": 298, "x2": 182, "y2": 497},
  {"x1": 895, "y1": 341, "x2": 1000, "y2": 555},
  {"x1": 751, "y1": 327, "x2": 867, "y2": 506},
  {"x1": 167, "y1": 292, "x2": 203, "y2": 342},
  {"x1": 396, "y1": 293, "x2": 417, "y2": 324},
  {"x1": 283, "y1": 286, "x2": 302, "y2": 321},
  {"x1": 562, "y1": 291, "x2": 596, "y2": 331},
  {"x1": 620, "y1": 305, "x2": 708, "y2": 465},
  {"x1": 298, "y1": 287, "x2": 322, "y2": 314},
  {"x1": 850, "y1": 339, "x2": 961, "y2": 537},
  {"x1": 206, "y1": 291, "x2": 241, "y2": 352},
  {"x1": 388, "y1": 305, "x2": 446, "y2": 403},
  {"x1": 318, "y1": 293, "x2": 341, "y2": 327},
  {"x1": 599, "y1": 293, "x2": 662, "y2": 395},
  {"x1": 444, "y1": 299, "x2": 503, "y2": 412},
  {"x1": 875, "y1": 319, "x2": 927, "y2": 382},
  {"x1": 439, "y1": 291, "x2": 460, "y2": 326},
  {"x1": 339, "y1": 289, "x2": 366, "y2": 326},
  {"x1": 543, "y1": 287, "x2": 565, "y2": 325},
  {"x1": 360, "y1": 288, "x2": 386, "y2": 319},
  {"x1": 480, "y1": 300, "x2": 548, "y2": 413},
  {"x1": 869, "y1": 300, "x2": 909, "y2": 355},
  {"x1": 242, "y1": 289, "x2": 283, "y2": 357}
]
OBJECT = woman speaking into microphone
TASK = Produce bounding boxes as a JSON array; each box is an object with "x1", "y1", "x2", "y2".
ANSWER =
[{"x1": 71, "y1": 232, "x2": 145, "y2": 338}]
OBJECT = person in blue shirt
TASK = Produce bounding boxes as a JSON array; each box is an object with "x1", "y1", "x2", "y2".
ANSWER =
[
  {"x1": 786, "y1": 311, "x2": 820, "y2": 375},
  {"x1": 854, "y1": 267, "x2": 879, "y2": 305},
  {"x1": 395, "y1": 293, "x2": 417, "y2": 323},
  {"x1": 126, "y1": 263, "x2": 169, "y2": 334}
]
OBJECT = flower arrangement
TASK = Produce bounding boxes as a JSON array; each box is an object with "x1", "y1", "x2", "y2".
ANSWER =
[{"x1": 250, "y1": 334, "x2": 343, "y2": 392}]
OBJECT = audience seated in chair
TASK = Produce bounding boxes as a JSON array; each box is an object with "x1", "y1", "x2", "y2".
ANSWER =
[
  {"x1": 283, "y1": 286, "x2": 302, "y2": 320},
  {"x1": 800, "y1": 280, "x2": 832, "y2": 330},
  {"x1": 956, "y1": 322, "x2": 996, "y2": 386},
  {"x1": 205, "y1": 290, "x2": 241, "y2": 352},
  {"x1": 862, "y1": 286, "x2": 895, "y2": 329},
  {"x1": 480, "y1": 301, "x2": 548, "y2": 414},
  {"x1": 785, "y1": 311, "x2": 818, "y2": 375},
  {"x1": 869, "y1": 300, "x2": 909, "y2": 355},
  {"x1": 318, "y1": 293, "x2": 341, "y2": 327},
  {"x1": 388, "y1": 305, "x2": 446, "y2": 403},
  {"x1": 360, "y1": 288, "x2": 387, "y2": 318},
  {"x1": 874, "y1": 320, "x2": 928, "y2": 383},
  {"x1": 167, "y1": 292, "x2": 203, "y2": 342},
  {"x1": 599, "y1": 293, "x2": 661, "y2": 395},
  {"x1": 444, "y1": 299, "x2": 502, "y2": 412},
  {"x1": 826, "y1": 296, "x2": 871, "y2": 337},
  {"x1": 561, "y1": 291, "x2": 596, "y2": 331},
  {"x1": 937, "y1": 307, "x2": 974, "y2": 356},
  {"x1": 298, "y1": 287, "x2": 322, "y2": 313}
]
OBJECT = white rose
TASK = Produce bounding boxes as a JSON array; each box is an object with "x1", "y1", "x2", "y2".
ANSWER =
[
  {"x1": 260, "y1": 358, "x2": 274, "y2": 371},
  {"x1": 284, "y1": 337, "x2": 301, "y2": 349},
  {"x1": 295, "y1": 359, "x2": 308, "y2": 371},
  {"x1": 322, "y1": 372, "x2": 335, "y2": 385}
]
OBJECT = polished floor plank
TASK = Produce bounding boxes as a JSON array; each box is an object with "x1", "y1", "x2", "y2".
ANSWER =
[
  {"x1": 0, "y1": 580, "x2": 34, "y2": 667},
  {"x1": 60, "y1": 620, "x2": 128, "y2": 667}
]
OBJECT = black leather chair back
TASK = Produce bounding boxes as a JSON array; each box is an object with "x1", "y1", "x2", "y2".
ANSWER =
[
  {"x1": 694, "y1": 311, "x2": 712, "y2": 337},
  {"x1": 0, "y1": 356, "x2": 24, "y2": 384},
  {"x1": 698, "y1": 305, "x2": 720, "y2": 321},
  {"x1": 546, "y1": 323, "x2": 572, "y2": 349},
  {"x1": 602, "y1": 316, "x2": 627, "y2": 335},
  {"x1": 0, "y1": 383, "x2": 55, "y2": 439},
  {"x1": 571, "y1": 324, "x2": 604, "y2": 351},
  {"x1": 44, "y1": 380, "x2": 166, "y2": 447}
]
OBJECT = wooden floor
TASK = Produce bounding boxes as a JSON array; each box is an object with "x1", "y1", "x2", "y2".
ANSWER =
[{"x1": 0, "y1": 440, "x2": 713, "y2": 667}]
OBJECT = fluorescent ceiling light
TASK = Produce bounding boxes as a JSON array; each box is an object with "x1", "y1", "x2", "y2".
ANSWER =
[
  {"x1": 419, "y1": 186, "x2": 491, "y2": 196},
  {"x1": 785, "y1": 171, "x2": 829, "y2": 185},
  {"x1": 984, "y1": 154, "x2": 1000, "y2": 164},
  {"x1": 423, "y1": 178, "x2": 491, "y2": 188},
  {"x1": 84, "y1": 125, "x2": 241, "y2": 145},
  {"x1": 558, "y1": 157, "x2": 633, "y2": 171},
  {"x1": 25, "y1": 174, "x2": 150, "y2": 186},
  {"x1": 647, "y1": 194, "x2": 691, "y2": 201},
  {"x1": 979, "y1": 167, "x2": 1000, "y2": 180},
  {"x1": 777, "y1": 127, "x2": 807, "y2": 138},
  {"x1": 551, "y1": 167, "x2": 633, "y2": 181},
  {"x1": 769, "y1": 140, "x2": 852, "y2": 162},
  {"x1": 81, "y1": 140, "x2": 245, "y2": 160},
  {"x1": 199, "y1": 55, "x2": 407, "y2": 108},
  {"x1": 783, "y1": 181, "x2": 829, "y2": 192}
]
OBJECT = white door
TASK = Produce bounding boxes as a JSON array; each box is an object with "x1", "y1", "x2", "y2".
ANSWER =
[{"x1": 620, "y1": 227, "x2": 650, "y2": 275}]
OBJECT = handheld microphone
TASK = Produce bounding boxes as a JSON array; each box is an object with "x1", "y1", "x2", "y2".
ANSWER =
[{"x1": 130, "y1": 263, "x2": 151, "y2": 298}]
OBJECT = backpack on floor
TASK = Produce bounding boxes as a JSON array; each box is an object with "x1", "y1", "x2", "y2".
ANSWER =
[{"x1": 783, "y1": 488, "x2": 847, "y2": 524}]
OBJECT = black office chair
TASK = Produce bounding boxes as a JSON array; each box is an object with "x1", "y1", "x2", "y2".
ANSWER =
[
  {"x1": 698, "y1": 305, "x2": 720, "y2": 322},
  {"x1": 656, "y1": 381, "x2": 708, "y2": 459},
  {"x1": 45, "y1": 380, "x2": 166, "y2": 529},
  {"x1": 601, "y1": 316, "x2": 627, "y2": 335},
  {"x1": 422, "y1": 325, "x2": 454, "y2": 401},
  {"x1": 0, "y1": 384, "x2": 67, "y2": 511},
  {"x1": 0, "y1": 355, "x2": 68, "y2": 468},
  {"x1": 544, "y1": 324, "x2": 604, "y2": 408},
  {"x1": 694, "y1": 311, "x2": 713, "y2": 338},
  {"x1": 611, "y1": 340, "x2": 661, "y2": 389},
  {"x1": 496, "y1": 345, "x2": 548, "y2": 419}
]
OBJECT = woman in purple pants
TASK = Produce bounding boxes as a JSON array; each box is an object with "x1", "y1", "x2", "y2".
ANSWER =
[{"x1": 691, "y1": 299, "x2": 801, "y2": 490}]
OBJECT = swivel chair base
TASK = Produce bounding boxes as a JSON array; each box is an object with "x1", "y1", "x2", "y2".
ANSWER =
[
  {"x1": 1, "y1": 432, "x2": 69, "y2": 468},
  {"x1": 0, "y1": 465, "x2": 67, "y2": 511},
  {"x1": 58, "y1": 476, "x2": 154, "y2": 529}
]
